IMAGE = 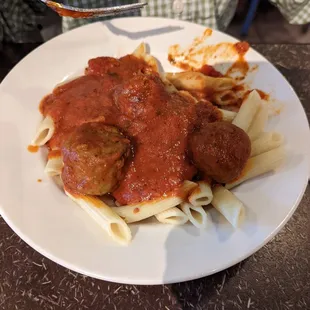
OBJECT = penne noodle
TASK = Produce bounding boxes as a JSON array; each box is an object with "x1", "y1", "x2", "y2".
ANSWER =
[
  {"x1": 112, "y1": 181, "x2": 197, "y2": 223},
  {"x1": 188, "y1": 181, "x2": 213, "y2": 207},
  {"x1": 226, "y1": 146, "x2": 285, "y2": 189},
  {"x1": 132, "y1": 42, "x2": 159, "y2": 72},
  {"x1": 218, "y1": 108, "x2": 237, "y2": 122},
  {"x1": 180, "y1": 202, "x2": 209, "y2": 229},
  {"x1": 65, "y1": 191, "x2": 132, "y2": 245},
  {"x1": 179, "y1": 90, "x2": 198, "y2": 102},
  {"x1": 53, "y1": 175, "x2": 64, "y2": 189},
  {"x1": 251, "y1": 132, "x2": 284, "y2": 157},
  {"x1": 132, "y1": 42, "x2": 146, "y2": 58},
  {"x1": 213, "y1": 90, "x2": 238, "y2": 106},
  {"x1": 247, "y1": 104, "x2": 269, "y2": 141},
  {"x1": 44, "y1": 156, "x2": 63, "y2": 177},
  {"x1": 31, "y1": 116, "x2": 55, "y2": 146},
  {"x1": 113, "y1": 196, "x2": 183, "y2": 224},
  {"x1": 159, "y1": 73, "x2": 178, "y2": 93},
  {"x1": 155, "y1": 207, "x2": 188, "y2": 225},
  {"x1": 211, "y1": 185, "x2": 244, "y2": 228},
  {"x1": 165, "y1": 72, "x2": 235, "y2": 92},
  {"x1": 232, "y1": 90, "x2": 261, "y2": 133}
]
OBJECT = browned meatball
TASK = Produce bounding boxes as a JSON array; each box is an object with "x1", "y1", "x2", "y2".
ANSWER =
[
  {"x1": 113, "y1": 74, "x2": 169, "y2": 120},
  {"x1": 86, "y1": 55, "x2": 155, "y2": 80},
  {"x1": 189, "y1": 121, "x2": 251, "y2": 183},
  {"x1": 61, "y1": 122, "x2": 130, "y2": 195}
]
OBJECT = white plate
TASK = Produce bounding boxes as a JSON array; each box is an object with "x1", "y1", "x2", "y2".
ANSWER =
[{"x1": 0, "y1": 18, "x2": 309, "y2": 285}]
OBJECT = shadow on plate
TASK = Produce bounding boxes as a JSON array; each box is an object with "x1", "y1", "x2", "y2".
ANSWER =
[{"x1": 104, "y1": 21, "x2": 183, "y2": 40}]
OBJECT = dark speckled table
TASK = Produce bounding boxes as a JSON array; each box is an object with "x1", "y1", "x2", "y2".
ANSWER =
[{"x1": 0, "y1": 43, "x2": 309, "y2": 310}]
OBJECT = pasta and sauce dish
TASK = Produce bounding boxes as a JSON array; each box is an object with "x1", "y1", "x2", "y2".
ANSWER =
[{"x1": 30, "y1": 32, "x2": 285, "y2": 245}]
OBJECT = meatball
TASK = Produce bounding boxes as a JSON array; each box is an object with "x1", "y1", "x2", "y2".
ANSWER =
[
  {"x1": 86, "y1": 57, "x2": 120, "y2": 76},
  {"x1": 113, "y1": 74, "x2": 169, "y2": 120},
  {"x1": 61, "y1": 122, "x2": 130, "y2": 195},
  {"x1": 86, "y1": 55, "x2": 154, "y2": 79},
  {"x1": 189, "y1": 121, "x2": 251, "y2": 183}
]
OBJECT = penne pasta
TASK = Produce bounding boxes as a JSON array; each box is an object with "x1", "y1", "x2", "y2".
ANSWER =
[
  {"x1": 159, "y1": 73, "x2": 178, "y2": 93},
  {"x1": 132, "y1": 42, "x2": 159, "y2": 73},
  {"x1": 165, "y1": 72, "x2": 236, "y2": 92},
  {"x1": 112, "y1": 181, "x2": 197, "y2": 223},
  {"x1": 213, "y1": 90, "x2": 238, "y2": 106},
  {"x1": 188, "y1": 181, "x2": 213, "y2": 207},
  {"x1": 155, "y1": 207, "x2": 188, "y2": 225},
  {"x1": 53, "y1": 175, "x2": 64, "y2": 189},
  {"x1": 211, "y1": 185, "x2": 244, "y2": 228},
  {"x1": 179, "y1": 90, "x2": 198, "y2": 102},
  {"x1": 251, "y1": 132, "x2": 284, "y2": 157},
  {"x1": 44, "y1": 155, "x2": 63, "y2": 176},
  {"x1": 226, "y1": 146, "x2": 285, "y2": 189},
  {"x1": 218, "y1": 108, "x2": 237, "y2": 122},
  {"x1": 31, "y1": 116, "x2": 55, "y2": 146},
  {"x1": 132, "y1": 42, "x2": 146, "y2": 58},
  {"x1": 180, "y1": 202, "x2": 209, "y2": 229},
  {"x1": 65, "y1": 191, "x2": 131, "y2": 245},
  {"x1": 247, "y1": 104, "x2": 269, "y2": 141},
  {"x1": 232, "y1": 90, "x2": 261, "y2": 133}
]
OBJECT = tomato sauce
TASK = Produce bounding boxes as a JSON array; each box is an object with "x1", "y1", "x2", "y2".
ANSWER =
[
  {"x1": 46, "y1": 1, "x2": 95, "y2": 18},
  {"x1": 48, "y1": 149, "x2": 61, "y2": 159},
  {"x1": 168, "y1": 34, "x2": 251, "y2": 80},
  {"x1": 199, "y1": 64, "x2": 223, "y2": 77},
  {"x1": 226, "y1": 61, "x2": 249, "y2": 80},
  {"x1": 40, "y1": 55, "x2": 200, "y2": 205},
  {"x1": 27, "y1": 145, "x2": 39, "y2": 153},
  {"x1": 256, "y1": 89, "x2": 269, "y2": 101},
  {"x1": 242, "y1": 89, "x2": 270, "y2": 102},
  {"x1": 225, "y1": 42, "x2": 250, "y2": 80},
  {"x1": 234, "y1": 42, "x2": 250, "y2": 55}
]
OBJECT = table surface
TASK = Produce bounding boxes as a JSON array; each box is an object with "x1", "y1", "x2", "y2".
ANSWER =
[{"x1": 0, "y1": 42, "x2": 309, "y2": 310}]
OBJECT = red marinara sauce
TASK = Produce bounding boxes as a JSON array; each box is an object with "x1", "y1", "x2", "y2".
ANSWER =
[
  {"x1": 46, "y1": 1, "x2": 95, "y2": 18},
  {"x1": 27, "y1": 145, "x2": 39, "y2": 153},
  {"x1": 48, "y1": 149, "x2": 61, "y2": 159},
  {"x1": 256, "y1": 89, "x2": 269, "y2": 101},
  {"x1": 242, "y1": 89, "x2": 270, "y2": 103},
  {"x1": 226, "y1": 42, "x2": 250, "y2": 79},
  {"x1": 40, "y1": 55, "x2": 219, "y2": 205},
  {"x1": 234, "y1": 42, "x2": 250, "y2": 55},
  {"x1": 199, "y1": 64, "x2": 223, "y2": 77}
]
